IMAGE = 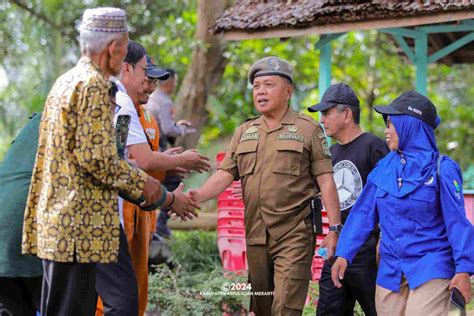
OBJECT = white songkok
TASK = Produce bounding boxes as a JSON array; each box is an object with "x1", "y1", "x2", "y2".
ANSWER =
[{"x1": 80, "y1": 7, "x2": 128, "y2": 33}]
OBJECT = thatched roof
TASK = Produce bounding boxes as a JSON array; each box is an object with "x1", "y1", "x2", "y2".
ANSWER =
[{"x1": 213, "y1": 0, "x2": 474, "y2": 40}]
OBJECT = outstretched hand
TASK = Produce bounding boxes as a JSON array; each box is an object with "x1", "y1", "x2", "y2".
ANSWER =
[
  {"x1": 163, "y1": 147, "x2": 183, "y2": 155},
  {"x1": 168, "y1": 183, "x2": 200, "y2": 221},
  {"x1": 180, "y1": 149, "x2": 211, "y2": 173},
  {"x1": 166, "y1": 167, "x2": 189, "y2": 179}
]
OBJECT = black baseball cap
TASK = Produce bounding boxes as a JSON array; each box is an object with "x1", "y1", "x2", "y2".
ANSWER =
[
  {"x1": 374, "y1": 91, "x2": 440, "y2": 129},
  {"x1": 308, "y1": 83, "x2": 360, "y2": 112},
  {"x1": 145, "y1": 55, "x2": 170, "y2": 80}
]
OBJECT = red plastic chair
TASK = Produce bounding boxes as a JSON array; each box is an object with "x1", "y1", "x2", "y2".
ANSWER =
[
  {"x1": 218, "y1": 208, "x2": 245, "y2": 219},
  {"x1": 218, "y1": 226, "x2": 245, "y2": 237},
  {"x1": 218, "y1": 199, "x2": 245, "y2": 209},
  {"x1": 311, "y1": 212, "x2": 329, "y2": 281},
  {"x1": 216, "y1": 152, "x2": 226, "y2": 164},
  {"x1": 464, "y1": 193, "x2": 474, "y2": 224},
  {"x1": 218, "y1": 217, "x2": 245, "y2": 228},
  {"x1": 218, "y1": 190, "x2": 241, "y2": 201},
  {"x1": 311, "y1": 256, "x2": 325, "y2": 281},
  {"x1": 218, "y1": 236, "x2": 248, "y2": 272}
]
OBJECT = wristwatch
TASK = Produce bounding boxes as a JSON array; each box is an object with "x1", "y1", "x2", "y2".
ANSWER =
[{"x1": 329, "y1": 224, "x2": 343, "y2": 234}]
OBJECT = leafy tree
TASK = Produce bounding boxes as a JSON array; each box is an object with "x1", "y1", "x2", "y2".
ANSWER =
[{"x1": 1, "y1": 0, "x2": 473, "y2": 187}]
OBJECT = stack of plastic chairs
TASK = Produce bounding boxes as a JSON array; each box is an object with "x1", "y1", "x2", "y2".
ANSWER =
[
  {"x1": 216, "y1": 152, "x2": 248, "y2": 272},
  {"x1": 311, "y1": 209, "x2": 329, "y2": 281}
]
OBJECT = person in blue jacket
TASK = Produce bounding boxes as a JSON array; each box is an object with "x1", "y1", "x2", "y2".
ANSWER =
[{"x1": 331, "y1": 91, "x2": 474, "y2": 315}]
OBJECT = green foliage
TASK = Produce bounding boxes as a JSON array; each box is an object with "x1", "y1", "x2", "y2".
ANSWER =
[
  {"x1": 147, "y1": 231, "x2": 249, "y2": 315},
  {"x1": 1, "y1": 0, "x2": 473, "y2": 185},
  {"x1": 169, "y1": 230, "x2": 221, "y2": 272}
]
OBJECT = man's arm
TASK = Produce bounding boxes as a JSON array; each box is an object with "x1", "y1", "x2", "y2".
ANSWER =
[
  {"x1": 316, "y1": 172, "x2": 341, "y2": 226},
  {"x1": 129, "y1": 143, "x2": 210, "y2": 173},
  {"x1": 189, "y1": 170, "x2": 234, "y2": 203},
  {"x1": 189, "y1": 124, "x2": 242, "y2": 203},
  {"x1": 316, "y1": 172, "x2": 341, "y2": 259}
]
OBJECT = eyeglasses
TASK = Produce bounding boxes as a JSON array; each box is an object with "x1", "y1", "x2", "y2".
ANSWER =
[
  {"x1": 135, "y1": 63, "x2": 148, "y2": 71},
  {"x1": 385, "y1": 117, "x2": 391, "y2": 128},
  {"x1": 125, "y1": 62, "x2": 148, "y2": 73}
]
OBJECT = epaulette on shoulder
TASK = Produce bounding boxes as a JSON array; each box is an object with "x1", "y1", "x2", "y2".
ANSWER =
[{"x1": 296, "y1": 112, "x2": 318, "y2": 127}]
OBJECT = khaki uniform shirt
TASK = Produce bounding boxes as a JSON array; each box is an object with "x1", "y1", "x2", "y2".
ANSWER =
[
  {"x1": 219, "y1": 108, "x2": 333, "y2": 245},
  {"x1": 22, "y1": 57, "x2": 148, "y2": 263}
]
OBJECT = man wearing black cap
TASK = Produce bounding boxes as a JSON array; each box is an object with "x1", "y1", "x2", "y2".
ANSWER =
[
  {"x1": 308, "y1": 83, "x2": 389, "y2": 316},
  {"x1": 189, "y1": 56, "x2": 341, "y2": 315},
  {"x1": 115, "y1": 41, "x2": 210, "y2": 315}
]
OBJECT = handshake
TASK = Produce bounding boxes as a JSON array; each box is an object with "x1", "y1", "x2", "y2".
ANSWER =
[
  {"x1": 137, "y1": 147, "x2": 212, "y2": 220},
  {"x1": 141, "y1": 177, "x2": 201, "y2": 221}
]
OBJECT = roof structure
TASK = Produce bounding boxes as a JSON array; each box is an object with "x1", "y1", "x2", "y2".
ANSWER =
[
  {"x1": 213, "y1": 1, "x2": 474, "y2": 95},
  {"x1": 214, "y1": 0, "x2": 474, "y2": 44}
]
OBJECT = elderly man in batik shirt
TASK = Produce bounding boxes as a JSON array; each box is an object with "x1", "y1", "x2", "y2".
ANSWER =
[{"x1": 21, "y1": 7, "x2": 166, "y2": 316}]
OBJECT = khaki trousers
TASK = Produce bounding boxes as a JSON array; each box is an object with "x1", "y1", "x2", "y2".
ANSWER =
[
  {"x1": 247, "y1": 218, "x2": 315, "y2": 316},
  {"x1": 375, "y1": 275, "x2": 450, "y2": 316}
]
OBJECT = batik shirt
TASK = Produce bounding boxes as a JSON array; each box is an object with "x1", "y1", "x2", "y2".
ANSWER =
[{"x1": 22, "y1": 57, "x2": 148, "y2": 263}]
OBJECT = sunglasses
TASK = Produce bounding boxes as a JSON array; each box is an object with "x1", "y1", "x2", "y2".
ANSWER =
[{"x1": 385, "y1": 117, "x2": 391, "y2": 128}]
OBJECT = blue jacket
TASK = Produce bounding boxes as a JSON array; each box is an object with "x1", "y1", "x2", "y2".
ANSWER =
[{"x1": 336, "y1": 156, "x2": 474, "y2": 292}]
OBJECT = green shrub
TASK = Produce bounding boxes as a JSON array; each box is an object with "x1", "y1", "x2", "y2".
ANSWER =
[
  {"x1": 169, "y1": 231, "x2": 221, "y2": 273},
  {"x1": 148, "y1": 231, "x2": 249, "y2": 315}
]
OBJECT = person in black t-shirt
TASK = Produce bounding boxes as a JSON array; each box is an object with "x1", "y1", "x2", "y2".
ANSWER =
[{"x1": 308, "y1": 83, "x2": 389, "y2": 316}]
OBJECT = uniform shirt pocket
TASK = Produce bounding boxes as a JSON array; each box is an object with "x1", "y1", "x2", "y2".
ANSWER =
[
  {"x1": 273, "y1": 140, "x2": 304, "y2": 176},
  {"x1": 408, "y1": 187, "x2": 438, "y2": 224},
  {"x1": 236, "y1": 140, "x2": 258, "y2": 177}
]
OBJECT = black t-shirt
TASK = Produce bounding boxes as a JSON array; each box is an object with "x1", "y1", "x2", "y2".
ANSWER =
[{"x1": 330, "y1": 132, "x2": 389, "y2": 219}]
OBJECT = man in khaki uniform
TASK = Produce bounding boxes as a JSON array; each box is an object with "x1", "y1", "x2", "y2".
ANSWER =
[{"x1": 190, "y1": 56, "x2": 341, "y2": 315}]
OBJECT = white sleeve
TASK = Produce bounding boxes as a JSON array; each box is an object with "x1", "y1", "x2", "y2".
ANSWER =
[{"x1": 115, "y1": 91, "x2": 147, "y2": 147}]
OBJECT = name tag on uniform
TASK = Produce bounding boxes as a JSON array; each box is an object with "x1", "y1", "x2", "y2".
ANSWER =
[
  {"x1": 278, "y1": 133, "x2": 304, "y2": 143},
  {"x1": 240, "y1": 133, "x2": 260, "y2": 142}
]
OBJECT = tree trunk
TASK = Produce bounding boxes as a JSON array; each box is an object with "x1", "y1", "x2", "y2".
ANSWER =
[{"x1": 175, "y1": 0, "x2": 229, "y2": 149}]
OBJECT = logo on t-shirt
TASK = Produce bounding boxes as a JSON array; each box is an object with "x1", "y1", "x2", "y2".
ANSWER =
[{"x1": 333, "y1": 160, "x2": 363, "y2": 210}]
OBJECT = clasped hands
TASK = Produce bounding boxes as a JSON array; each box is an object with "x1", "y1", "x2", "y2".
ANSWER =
[{"x1": 142, "y1": 177, "x2": 200, "y2": 221}]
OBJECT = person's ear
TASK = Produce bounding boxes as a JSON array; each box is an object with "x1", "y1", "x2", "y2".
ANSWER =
[
  {"x1": 108, "y1": 40, "x2": 117, "y2": 56},
  {"x1": 286, "y1": 84, "x2": 293, "y2": 101},
  {"x1": 344, "y1": 108, "x2": 352, "y2": 123},
  {"x1": 121, "y1": 62, "x2": 129, "y2": 75}
]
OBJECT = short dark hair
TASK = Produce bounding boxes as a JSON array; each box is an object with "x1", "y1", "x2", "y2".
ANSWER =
[
  {"x1": 336, "y1": 104, "x2": 360, "y2": 124},
  {"x1": 165, "y1": 68, "x2": 176, "y2": 79},
  {"x1": 124, "y1": 40, "x2": 146, "y2": 65}
]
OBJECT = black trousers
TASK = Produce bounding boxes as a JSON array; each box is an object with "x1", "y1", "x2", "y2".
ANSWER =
[
  {"x1": 41, "y1": 259, "x2": 97, "y2": 316},
  {"x1": 317, "y1": 232, "x2": 378, "y2": 316},
  {"x1": 0, "y1": 276, "x2": 42, "y2": 315},
  {"x1": 96, "y1": 225, "x2": 138, "y2": 316}
]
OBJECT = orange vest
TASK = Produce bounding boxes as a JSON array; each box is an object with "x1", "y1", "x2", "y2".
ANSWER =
[{"x1": 133, "y1": 105, "x2": 165, "y2": 235}]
